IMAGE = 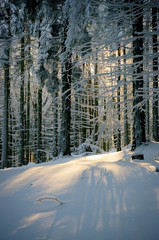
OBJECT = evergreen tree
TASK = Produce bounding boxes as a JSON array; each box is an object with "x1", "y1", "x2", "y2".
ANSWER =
[
  {"x1": 19, "y1": 32, "x2": 25, "y2": 166},
  {"x1": 131, "y1": 0, "x2": 146, "y2": 150},
  {"x1": 117, "y1": 43, "x2": 121, "y2": 151},
  {"x1": 1, "y1": 0, "x2": 12, "y2": 168},
  {"x1": 123, "y1": 46, "x2": 130, "y2": 146},
  {"x1": 25, "y1": 33, "x2": 31, "y2": 164},
  {"x1": 59, "y1": 0, "x2": 72, "y2": 155},
  {"x1": 152, "y1": 6, "x2": 159, "y2": 141}
]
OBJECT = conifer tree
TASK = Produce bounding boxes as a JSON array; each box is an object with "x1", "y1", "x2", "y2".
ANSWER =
[
  {"x1": 1, "y1": 1, "x2": 11, "y2": 168},
  {"x1": 132, "y1": 0, "x2": 146, "y2": 149},
  {"x1": 152, "y1": 6, "x2": 159, "y2": 141}
]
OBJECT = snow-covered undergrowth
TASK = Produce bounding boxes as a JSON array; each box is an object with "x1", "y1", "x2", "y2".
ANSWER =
[
  {"x1": 72, "y1": 139, "x2": 105, "y2": 156},
  {"x1": 0, "y1": 142, "x2": 159, "y2": 240}
]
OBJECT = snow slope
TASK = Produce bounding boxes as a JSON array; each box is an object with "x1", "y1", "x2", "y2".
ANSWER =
[{"x1": 0, "y1": 142, "x2": 159, "y2": 240}]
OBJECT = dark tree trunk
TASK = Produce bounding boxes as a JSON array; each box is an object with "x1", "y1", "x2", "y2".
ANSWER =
[
  {"x1": 19, "y1": 36, "x2": 25, "y2": 166},
  {"x1": 26, "y1": 37, "x2": 31, "y2": 164},
  {"x1": 60, "y1": 10, "x2": 72, "y2": 156},
  {"x1": 2, "y1": 51, "x2": 10, "y2": 168},
  {"x1": 81, "y1": 68, "x2": 87, "y2": 144},
  {"x1": 52, "y1": 92, "x2": 58, "y2": 157},
  {"x1": 123, "y1": 47, "x2": 130, "y2": 146},
  {"x1": 36, "y1": 86, "x2": 42, "y2": 163},
  {"x1": 36, "y1": 23, "x2": 45, "y2": 163},
  {"x1": 60, "y1": 53, "x2": 72, "y2": 155},
  {"x1": 132, "y1": 0, "x2": 146, "y2": 150},
  {"x1": 117, "y1": 44, "x2": 121, "y2": 151},
  {"x1": 74, "y1": 95, "x2": 79, "y2": 149},
  {"x1": 2, "y1": 5, "x2": 11, "y2": 168},
  {"x1": 145, "y1": 17, "x2": 150, "y2": 141},
  {"x1": 94, "y1": 53, "x2": 99, "y2": 144},
  {"x1": 152, "y1": 7, "x2": 159, "y2": 141}
]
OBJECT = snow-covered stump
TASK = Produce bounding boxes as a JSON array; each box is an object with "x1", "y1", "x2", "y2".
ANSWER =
[{"x1": 132, "y1": 153, "x2": 144, "y2": 160}]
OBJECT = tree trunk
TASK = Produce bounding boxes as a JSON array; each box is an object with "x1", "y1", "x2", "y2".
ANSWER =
[
  {"x1": 36, "y1": 86, "x2": 42, "y2": 163},
  {"x1": 60, "y1": 14, "x2": 72, "y2": 155},
  {"x1": 102, "y1": 99, "x2": 107, "y2": 151},
  {"x1": 123, "y1": 47, "x2": 130, "y2": 146},
  {"x1": 26, "y1": 37, "x2": 31, "y2": 164},
  {"x1": 152, "y1": 7, "x2": 159, "y2": 141},
  {"x1": 73, "y1": 95, "x2": 79, "y2": 151},
  {"x1": 8, "y1": 106, "x2": 13, "y2": 167},
  {"x1": 87, "y1": 63, "x2": 93, "y2": 137},
  {"x1": 2, "y1": 4, "x2": 10, "y2": 168},
  {"x1": 145, "y1": 17, "x2": 150, "y2": 141},
  {"x1": 19, "y1": 36, "x2": 25, "y2": 166},
  {"x1": 52, "y1": 92, "x2": 58, "y2": 157},
  {"x1": 36, "y1": 24, "x2": 44, "y2": 163},
  {"x1": 0, "y1": 78, "x2": 2, "y2": 166},
  {"x1": 2, "y1": 50, "x2": 10, "y2": 168},
  {"x1": 80, "y1": 63, "x2": 87, "y2": 144},
  {"x1": 132, "y1": 0, "x2": 146, "y2": 150},
  {"x1": 117, "y1": 44, "x2": 121, "y2": 151},
  {"x1": 94, "y1": 53, "x2": 99, "y2": 144},
  {"x1": 60, "y1": 51, "x2": 72, "y2": 155}
]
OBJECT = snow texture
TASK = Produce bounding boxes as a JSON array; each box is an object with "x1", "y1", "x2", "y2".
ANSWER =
[{"x1": 0, "y1": 142, "x2": 159, "y2": 240}]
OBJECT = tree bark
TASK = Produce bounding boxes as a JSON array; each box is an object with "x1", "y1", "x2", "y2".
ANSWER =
[
  {"x1": 26, "y1": 35, "x2": 31, "y2": 164},
  {"x1": 94, "y1": 53, "x2": 99, "y2": 144},
  {"x1": 52, "y1": 92, "x2": 58, "y2": 157},
  {"x1": 60, "y1": 53, "x2": 72, "y2": 155},
  {"x1": 2, "y1": 50, "x2": 10, "y2": 168},
  {"x1": 132, "y1": 0, "x2": 146, "y2": 150},
  {"x1": 152, "y1": 7, "x2": 159, "y2": 141},
  {"x1": 36, "y1": 86, "x2": 42, "y2": 163},
  {"x1": 123, "y1": 47, "x2": 130, "y2": 146},
  {"x1": 19, "y1": 35, "x2": 25, "y2": 166},
  {"x1": 2, "y1": 5, "x2": 11, "y2": 168},
  {"x1": 117, "y1": 44, "x2": 121, "y2": 151}
]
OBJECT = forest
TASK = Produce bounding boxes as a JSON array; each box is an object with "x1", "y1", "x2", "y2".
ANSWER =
[{"x1": 0, "y1": 0, "x2": 159, "y2": 168}]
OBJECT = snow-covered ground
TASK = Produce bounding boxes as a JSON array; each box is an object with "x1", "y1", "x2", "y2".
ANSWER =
[{"x1": 0, "y1": 142, "x2": 159, "y2": 240}]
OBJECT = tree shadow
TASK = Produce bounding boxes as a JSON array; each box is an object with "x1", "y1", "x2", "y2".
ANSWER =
[{"x1": 46, "y1": 162, "x2": 159, "y2": 240}]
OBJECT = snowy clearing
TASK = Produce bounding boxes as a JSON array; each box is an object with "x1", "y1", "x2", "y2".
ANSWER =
[{"x1": 0, "y1": 142, "x2": 159, "y2": 240}]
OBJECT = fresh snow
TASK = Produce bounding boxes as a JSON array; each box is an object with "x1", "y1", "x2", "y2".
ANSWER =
[{"x1": 0, "y1": 142, "x2": 159, "y2": 240}]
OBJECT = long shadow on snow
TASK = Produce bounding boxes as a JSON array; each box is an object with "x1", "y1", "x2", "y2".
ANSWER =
[{"x1": 46, "y1": 161, "x2": 159, "y2": 240}]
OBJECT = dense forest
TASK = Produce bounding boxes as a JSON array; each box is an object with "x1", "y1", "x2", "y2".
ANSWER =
[{"x1": 0, "y1": 0, "x2": 159, "y2": 168}]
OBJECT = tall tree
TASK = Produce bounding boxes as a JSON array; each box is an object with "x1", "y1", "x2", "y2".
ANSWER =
[
  {"x1": 117, "y1": 43, "x2": 121, "y2": 151},
  {"x1": 144, "y1": 16, "x2": 150, "y2": 141},
  {"x1": 123, "y1": 46, "x2": 130, "y2": 146},
  {"x1": 36, "y1": 60, "x2": 48, "y2": 163},
  {"x1": 25, "y1": 33, "x2": 31, "y2": 164},
  {"x1": 152, "y1": 6, "x2": 159, "y2": 141},
  {"x1": 1, "y1": 1, "x2": 11, "y2": 168},
  {"x1": 36, "y1": 67, "x2": 43, "y2": 163},
  {"x1": 59, "y1": 1, "x2": 72, "y2": 155},
  {"x1": 71, "y1": 60, "x2": 82, "y2": 150},
  {"x1": 36, "y1": 6, "x2": 50, "y2": 163},
  {"x1": 19, "y1": 34, "x2": 25, "y2": 166},
  {"x1": 0, "y1": 76, "x2": 3, "y2": 165},
  {"x1": 60, "y1": 51, "x2": 72, "y2": 155},
  {"x1": 132, "y1": 0, "x2": 146, "y2": 150},
  {"x1": 94, "y1": 51, "x2": 99, "y2": 144}
]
